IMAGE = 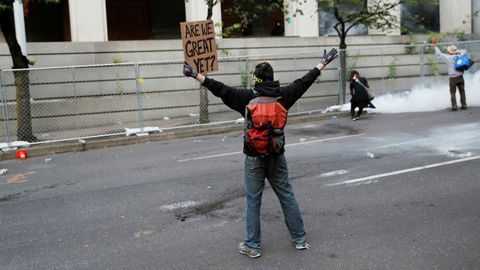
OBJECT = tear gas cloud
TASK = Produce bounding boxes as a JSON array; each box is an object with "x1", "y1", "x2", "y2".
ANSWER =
[{"x1": 368, "y1": 70, "x2": 480, "y2": 113}]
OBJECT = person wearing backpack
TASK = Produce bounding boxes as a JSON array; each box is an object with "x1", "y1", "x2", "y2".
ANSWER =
[
  {"x1": 432, "y1": 38, "x2": 468, "y2": 111},
  {"x1": 182, "y1": 48, "x2": 338, "y2": 258}
]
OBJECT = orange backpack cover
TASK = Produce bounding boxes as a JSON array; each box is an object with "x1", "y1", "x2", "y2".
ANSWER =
[{"x1": 244, "y1": 97, "x2": 287, "y2": 155}]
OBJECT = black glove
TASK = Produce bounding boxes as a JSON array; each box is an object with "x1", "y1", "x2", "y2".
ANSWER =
[
  {"x1": 320, "y1": 48, "x2": 338, "y2": 66},
  {"x1": 183, "y1": 62, "x2": 198, "y2": 78}
]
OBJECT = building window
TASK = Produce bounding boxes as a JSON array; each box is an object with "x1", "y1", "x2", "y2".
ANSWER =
[
  {"x1": 318, "y1": 8, "x2": 367, "y2": 36},
  {"x1": 401, "y1": 0, "x2": 439, "y2": 33},
  {"x1": 24, "y1": 0, "x2": 70, "y2": 42},
  {"x1": 318, "y1": 0, "x2": 368, "y2": 36},
  {"x1": 106, "y1": 0, "x2": 186, "y2": 40},
  {"x1": 221, "y1": 0, "x2": 284, "y2": 37}
]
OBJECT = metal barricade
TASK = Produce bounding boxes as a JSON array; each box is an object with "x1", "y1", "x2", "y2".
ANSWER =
[{"x1": 1, "y1": 40, "x2": 479, "y2": 148}]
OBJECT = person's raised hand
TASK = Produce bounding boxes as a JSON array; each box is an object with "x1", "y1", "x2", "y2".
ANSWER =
[
  {"x1": 320, "y1": 48, "x2": 338, "y2": 66},
  {"x1": 183, "y1": 62, "x2": 198, "y2": 78}
]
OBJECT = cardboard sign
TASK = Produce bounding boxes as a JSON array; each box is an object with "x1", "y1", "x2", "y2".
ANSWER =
[{"x1": 180, "y1": 20, "x2": 218, "y2": 74}]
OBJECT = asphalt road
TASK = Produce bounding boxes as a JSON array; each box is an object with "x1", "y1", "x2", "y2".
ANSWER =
[{"x1": 1, "y1": 107, "x2": 479, "y2": 270}]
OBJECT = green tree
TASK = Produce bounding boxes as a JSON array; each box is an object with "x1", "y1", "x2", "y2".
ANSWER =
[
  {"x1": 317, "y1": 0, "x2": 401, "y2": 103},
  {"x1": 0, "y1": 0, "x2": 60, "y2": 141}
]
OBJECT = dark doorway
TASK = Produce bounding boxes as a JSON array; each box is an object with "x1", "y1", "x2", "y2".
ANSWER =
[
  {"x1": 107, "y1": 0, "x2": 150, "y2": 40},
  {"x1": 106, "y1": 0, "x2": 186, "y2": 40},
  {"x1": 150, "y1": 0, "x2": 186, "y2": 39},
  {"x1": 24, "y1": 0, "x2": 70, "y2": 42}
]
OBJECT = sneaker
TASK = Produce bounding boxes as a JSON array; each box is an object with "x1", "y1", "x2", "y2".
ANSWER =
[
  {"x1": 451, "y1": 106, "x2": 458, "y2": 111},
  {"x1": 238, "y1": 242, "x2": 261, "y2": 258},
  {"x1": 461, "y1": 106, "x2": 467, "y2": 110},
  {"x1": 294, "y1": 241, "x2": 310, "y2": 250},
  {"x1": 351, "y1": 117, "x2": 357, "y2": 121}
]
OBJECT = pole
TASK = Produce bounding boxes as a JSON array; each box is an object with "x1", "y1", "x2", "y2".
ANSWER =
[
  {"x1": 0, "y1": 71, "x2": 12, "y2": 147},
  {"x1": 135, "y1": 63, "x2": 145, "y2": 131},
  {"x1": 13, "y1": 0, "x2": 27, "y2": 56},
  {"x1": 420, "y1": 42, "x2": 425, "y2": 87}
]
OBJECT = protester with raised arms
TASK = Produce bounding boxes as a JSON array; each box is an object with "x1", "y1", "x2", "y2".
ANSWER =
[
  {"x1": 432, "y1": 38, "x2": 470, "y2": 111},
  {"x1": 182, "y1": 48, "x2": 338, "y2": 258}
]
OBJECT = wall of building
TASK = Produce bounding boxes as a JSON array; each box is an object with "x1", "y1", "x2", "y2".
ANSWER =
[
  {"x1": 440, "y1": 0, "x2": 472, "y2": 34},
  {"x1": 0, "y1": 35, "x2": 409, "y2": 68},
  {"x1": 68, "y1": 0, "x2": 108, "y2": 42},
  {"x1": 2, "y1": 0, "x2": 478, "y2": 44},
  {"x1": 474, "y1": 0, "x2": 480, "y2": 34},
  {"x1": 284, "y1": 0, "x2": 319, "y2": 37},
  {"x1": 2, "y1": 35, "x2": 479, "y2": 135}
]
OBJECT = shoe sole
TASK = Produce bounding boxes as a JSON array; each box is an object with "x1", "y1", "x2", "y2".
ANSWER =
[
  {"x1": 294, "y1": 243, "x2": 310, "y2": 250},
  {"x1": 238, "y1": 250, "x2": 261, "y2": 258}
]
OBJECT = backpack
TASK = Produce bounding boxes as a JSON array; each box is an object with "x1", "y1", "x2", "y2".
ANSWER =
[
  {"x1": 454, "y1": 54, "x2": 474, "y2": 71},
  {"x1": 244, "y1": 97, "x2": 287, "y2": 156}
]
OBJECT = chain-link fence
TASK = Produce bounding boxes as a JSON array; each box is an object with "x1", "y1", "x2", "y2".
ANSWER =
[
  {"x1": 0, "y1": 51, "x2": 340, "y2": 146},
  {"x1": 340, "y1": 40, "x2": 480, "y2": 101},
  {"x1": 1, "y1": 40, "x2": 479, "y2": 148}
]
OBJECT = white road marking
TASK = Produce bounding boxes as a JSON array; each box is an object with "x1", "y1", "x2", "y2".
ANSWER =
[
  {"x1": 285, "y1": 134, "x2": 365, "y2": 147},
  {"x1": 325, "y1": 155, "x2": 480, "y2": 187},
  {"x1": 320, "y1": 170, "x2": 350, "y2": 177},
  {"x1": 177, "y1": 133, "x2": 365, "y2": 162},
  {"x1": 372, "y1": 137, "x2": 431, "y2": 149},
  {"x1": 178, "y1": 151, "x2": 243, "y2": 162}
]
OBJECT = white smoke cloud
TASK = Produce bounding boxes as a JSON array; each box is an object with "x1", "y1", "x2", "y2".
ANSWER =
[{"x1": 342, "y1": 70, "x2": 480, "y2": 113}]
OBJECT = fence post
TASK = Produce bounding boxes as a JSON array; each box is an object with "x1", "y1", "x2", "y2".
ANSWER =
[
  {"x1": 420, "y1": 42, "x2": 425, "y2": 86},
  {"x1": 246, "y1": 57, "x2": 251, "y2": 90},
  {"x1": 337, "y1": 66, "x2": 342, "y2": 105},
  {"x1": 380, "y1": 47, "x2": 386, "y2": 95},
  {"x1": 338, "y1": 49, "x2": 347, "y2": 105},
  {"x1": 294, "y1": 56, "x2": 301, "y2": 113},
  {"x1": 339, "y1": 49, "x2": 349, "y2": 105},
  {"x1": 0, "y1": 70, "x2": 11, "y2": 147},
  {"x1": 134, "y1": 63, "x2": 145, "y2": 132},
  {"x1": 71, "y1": 66, "x2": 80, "y2": 136}
]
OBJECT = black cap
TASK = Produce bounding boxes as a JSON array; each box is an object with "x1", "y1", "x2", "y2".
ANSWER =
[{"x1": 253, "y1": 62, "x2": 274, "y2": 83}]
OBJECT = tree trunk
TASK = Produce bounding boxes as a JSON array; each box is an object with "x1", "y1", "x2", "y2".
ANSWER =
[
  {"x1": 207, "y1": 0, "x2": 213, "y2": 20},
  {"x1": 199, "y1": 87, "x2": 209, "y2": 123},
  {"x1": 0, "y1": 7, "x2": 37, "y2": 142},
  {"x1": 198, "y1": 1, "x2": 215, "y2": 124}
]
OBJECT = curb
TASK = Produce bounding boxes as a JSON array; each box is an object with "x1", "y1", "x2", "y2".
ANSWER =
[{"x1": 0, "y1": 111, "x2": 349, "y2": 160}]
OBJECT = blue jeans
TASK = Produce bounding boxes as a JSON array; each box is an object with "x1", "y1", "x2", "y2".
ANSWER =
[{"x1": 243, "y1": 154, "x2": 306, "y2": 249}]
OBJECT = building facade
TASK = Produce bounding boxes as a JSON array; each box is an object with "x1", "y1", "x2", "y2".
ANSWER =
[{"x1": 0, "y1": 0, "x2": 478, "y2": 44}]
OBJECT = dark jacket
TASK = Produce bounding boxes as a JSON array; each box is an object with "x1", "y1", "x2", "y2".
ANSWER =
[
  {"x1": 202, "y1": 68, "x2": 321, "y2": 156},
  {"x1": 350, "y1": 76, "x2": 370, "y2": 106}
]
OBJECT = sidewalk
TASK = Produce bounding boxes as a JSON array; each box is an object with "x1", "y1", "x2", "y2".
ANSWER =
[{"x1": 0, "y1": 110, "x2": 350, "y2": 160}]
